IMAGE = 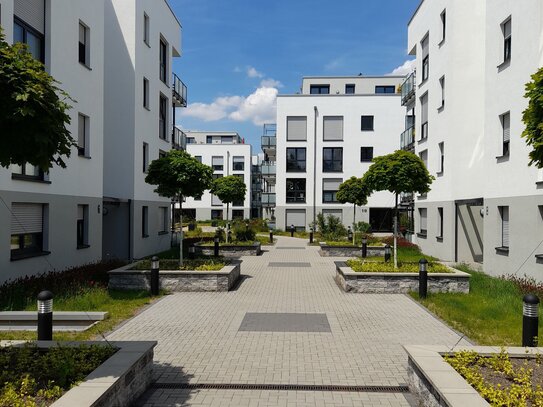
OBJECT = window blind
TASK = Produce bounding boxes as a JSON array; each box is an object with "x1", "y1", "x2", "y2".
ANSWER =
[
  {"x1": 11, "y1": 203, "x2": 43, "y2": 234},
  {"x1": 419, "y1": 208, "x2": 427, "y2": 231},
  {"x1": 14, "y1": 0, "x2": 45, "y2": 34},
  {"x1": 322, "y1": 178, "x2": 342, "y2": 191},
  {"x1": 323, "y1": 117, "x2": 343, "y2": 141},
  {"x1": 286, "y1": 209, "x2": 306, "y2": 227},
  {"x1": 502, "y1": 113, "x2": 510, "y2": 142},
  {"x1": 501, "y1": 207, "x2": 509, "y2": 247},
  {"x1": 287, "y1": 117, "x2": 307, "y2": 141}
]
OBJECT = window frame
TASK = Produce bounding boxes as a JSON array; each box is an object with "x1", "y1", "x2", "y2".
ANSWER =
[
  {"x1": 143, "y1": 77, "x2": 150, "y2": 109},
  {"x1": 14, "y1": 17, "x2": 45, "y2": 62},
  {"x1": 360, "y1": 147, "x2": 374, "y2": 163},
  {"x1": 309, "y1": 84, "x2": 330, "y2": 94},
  {"x1": 375, "y1": 85, "x2": 395, "y2": 94},
  {"x1": 440, "y1": 10, "x2": 446, "y2": 44},
  {"x1": 360, "y1": 116, "x2": 374, "y2": 131},
  {"x1": 499, "y1": 206, "x2": 509, "y2": 249},
  {"x1": 77, "y1": 113, "x2": 89, "y2": 157},
  {"x1": 78, "y1": 21, "x2": 90, "y2": 67},
  {"x1": 345, "y1": 84, "x2": 355, "y2": 94},
  {"x1": 501, "y1": 112, "x2": 510, "y2": 157},
  {"x1": 76, "y1": 204, "x2": 90, "y2": 249},
  {"x1": 159, "y1": 37, "x2": 168, "y2": 83},
  {"x1": 502, "y1": 17, "x2": 512, "y2": 64},
  {"x1": 322, "y1": 179, "x2": 342, "y2": 204},
  {"x1": 143, "y1": 13, "x2": 150, "y2": 46},
  {"x1": 143, "y1": 142, "x2": 149, "y2": 173},
  {"x1": 232, "y1": 156, "x2": 245, "y2": 171},
  {"x1": 322, "y1": 147, "x2": 343, "y2": 173},
  {"x1": 159, "y1": 94, "x2": 168, "y2": 140},
  {"x1": 418, "y1": 208, "x2": 428, "y2": 237},
  {"x1": 437, "y1": 207, "x2": 443, "y2": 240},
  {"x1": 286, "y1": 178, "x2": 306, "y2": 203},
  {"x1": 10, "y1": 203, "x2": 48, "y2": 260},
  {"x1": 286, "y1": 148, "x2": 307, "y2": 172},
  {"x1": 142, "y1": 206, "x2": 149, "y2": 238}
]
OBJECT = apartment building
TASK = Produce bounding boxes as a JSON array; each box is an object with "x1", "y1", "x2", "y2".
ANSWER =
[
  {"x1": 407, "y1": 0, "x2": 543, "y2": 278},
  {"x1": 0, "y1": 0, "x2": 185, "y2": 283},
  {"x1": 275, "y1": 76, "x2": 405, "y2": 231},
  {"x1": 183, "y1": 131, "x2": 252, "y2": 221}
]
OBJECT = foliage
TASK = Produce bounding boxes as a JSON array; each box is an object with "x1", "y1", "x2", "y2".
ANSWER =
[
  {"x1": 315, "y1": 213, "x2": 347, "y2": 241},
  {"x1": 0, "y1": 344, "x2": 116, "y2": 406},
  {"x1": 381, "y1": 236, "x2": 418, "y2": 249},
  {"x1": 133, "y1": 258, "x2": 227, "y2": 271},
  {"x1": 210, "y1": 176, "x2": 247, "y2": 210},
  {"x1": 505, "y1": 274, "x2": 543, "y2": 299},
  {"x1": 248, "y1": 218, "x2": 269, "y2": 232},
  {"x1": 445, "y1": 349, "x2": 543, "y2": 405},
  {"x1": 145, "y1": 150, "x2": 213, "y2": 200},
  {"x1": 336, "y1": 177, "x2": 368, "y2": 207},
  {"x1": 521, "y1": 67, "x2": 543, "y2": 168},
  {"x1": 353, "y1": 221, "x2": 372, "y2": 234},
  {"x1": 346, "y1": 259, "x2": 450, "y2": 273},
  {"x1": 362, "y1": 150, "x2": 434, "y2": 196},
  {"x1": 232, "y1": 222, "x2": 256, "y2": 242},
  {"x1": 0, "y1": 31, "x2": 75, "y2": 172}
]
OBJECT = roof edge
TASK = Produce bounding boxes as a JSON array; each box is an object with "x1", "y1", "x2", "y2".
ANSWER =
[{"x1": 408, "y1": 0, "x2": 425, "y2": 26}]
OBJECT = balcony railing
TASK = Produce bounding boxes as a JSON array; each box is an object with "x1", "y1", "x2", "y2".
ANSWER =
[
  {"x1": 261, "y1": 136, "x2": 276, "y2": 149},
  {"x1": 401, "y1": 72, "x2": 416, "y2": 106},
  {"x1": 172, "y1": 73, "x2": 187, "y2": 108},
  {"x1": 400, "y1": 192, "x2": 414, "y2": 204},
  {"x1": 172, "y1": 127, "x2": 187, "y2": 150},
  {"x1": 262, "y1": 192, "x2": 276, "y2": 207},
  {"x1": 400, "y1": 126, "x2": 415, "y2": 151},
  {"x1": 261, "y1": 162, "x2": 276, "y2": 176}
]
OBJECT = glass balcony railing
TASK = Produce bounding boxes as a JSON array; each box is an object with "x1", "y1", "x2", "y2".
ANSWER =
[
  {"x1": 400, "y1": 192, "x2": 414, "y2": 204},
  {"x1": 400, "y1": 126, "x2": 415, "y2": 151},
  {"x1": 400, "y1": 72, "x2": 416, "y2": 106},
  {"x1": 172, "y1": 73, "x2": 187, "y2": 107},
  {"x1": 262, "y1": 192, "x2": 276, "y2": 207},
  {"x1": 261, "y1": 162, "x2": 276, "y2": 176},
  {"x1": 172, "y1": 127, "x2": 187, "y2": 150},
  {"x1": 261, "y1": 136, "x2": 276, "y2": 149}
]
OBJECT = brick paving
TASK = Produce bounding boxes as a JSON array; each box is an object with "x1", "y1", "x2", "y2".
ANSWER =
[{"x1": 107, "y1": 236, "x2": 470, "y2": 406}]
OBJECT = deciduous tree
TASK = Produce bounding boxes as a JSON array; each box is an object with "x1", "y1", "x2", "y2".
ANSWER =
[
  {"x1": 210, "y1": 176, "x2": 246, "y2": 242},
  {"x1": 336, "y1": 176, "x2": 368, "y2": 244},
  {"x1": 522, "y1": 67, "x2": 543, "y2": 168}
]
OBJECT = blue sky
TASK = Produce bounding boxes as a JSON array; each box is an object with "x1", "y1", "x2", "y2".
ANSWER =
[{"x1": 170, "y1": 0, "x2": 420, "y2": 150}]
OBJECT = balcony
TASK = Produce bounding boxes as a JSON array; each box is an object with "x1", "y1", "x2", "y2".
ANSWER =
[
  {"x1": 172, "y1": 73, "x2": 187, "y2": 108},
  {"x1": 401, "y1": 72, "x2": 416, "y2": 106},
  {"x1": 400, "y1": 192, "x2": 414, "y2": 206},
  {"x1": 400, "y1": 126, "x2": 415, "y2": 151},
  {"x1": 262, "y1": 123, "x2": 277, "y2": 160},
  {"x1": 261, "y1": 162, "x2": 276, "y2": 176},
  {"x1": 262, "y1": 192, "x2": 276, "y2": 207},
  {"x1": 172, "y1": 127, "x2": 187, "y2": 150}
]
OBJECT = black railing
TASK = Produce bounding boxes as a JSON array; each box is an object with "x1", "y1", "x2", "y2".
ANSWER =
[
  {"x1": 172, "y1": 127, "x2": 187, "y2": 150},
  {"x1": 401, "y1": 72, "x2": 416, "y2": 106},
  {"x1": 172, "y1": 73, "x2": 187, "y2": 107}
]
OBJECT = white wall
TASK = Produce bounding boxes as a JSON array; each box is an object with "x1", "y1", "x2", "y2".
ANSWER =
[{"x1": 302, "y1": 76, "x2": 404, "y2": 95}]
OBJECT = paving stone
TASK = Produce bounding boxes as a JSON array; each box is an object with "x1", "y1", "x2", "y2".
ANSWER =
[{"x1": 238, "y1": 313, "x2": 331, "y2": 332}]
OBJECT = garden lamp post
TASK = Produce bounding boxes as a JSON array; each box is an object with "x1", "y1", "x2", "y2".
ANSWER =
[
  {"x1": 419, "y1": 259, "x2": 428, "y2": 299},
  {"x1": 37, "y1": 290, "x2": 53, "y2": 341},
  {"x1": 361, "y1": 237, "x2": 367, "y2": 258},
  {"x1": 214, "y1": 235, "x2": 220, "y2": 257},
  {"x1": 150, "y1": 256, "x2": 159, "y2": 296},
  {"x1": 309, "y1": 227, "x2": 314, "y2": 244},
  {"x1": 384, "y1": 244, "x2": 391, "y2": 263},
  {"x1": 188, "y1": 244, "x2": 195, "y2": 260},
  {"x1": 522, "y1": 294, "x2": 540, "y2": 347},
  {"x1": 290, "y1": 224, "x2": 295, "y2": 237},
  {"x1": 269, "y1": 228, "x2": 273, "y2": 244},
  {"x1": 347, "y1": 226, "x2": 353, "y2": 243}
]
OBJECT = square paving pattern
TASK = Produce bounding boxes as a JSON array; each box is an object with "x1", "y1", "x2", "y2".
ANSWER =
[
  {"x1": 268, "y1": 261, "x2": 311, "y2": 267},
  {"x1": 108, "y1": 236, "x2": 470, "y2": 406},
  {"x1": 239, "y1": 312, "x2": 331, "y2": 332}
]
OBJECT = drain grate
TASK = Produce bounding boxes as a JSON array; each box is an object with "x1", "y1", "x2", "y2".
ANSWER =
[{"x1": 151, "y1": 382, "x2": 409, "y2": 393}]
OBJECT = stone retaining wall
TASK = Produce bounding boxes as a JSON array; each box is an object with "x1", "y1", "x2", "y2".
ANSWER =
[
  {"x1": 194, "y1": 242, "x2": 261, "y2": 257},
  {"x1": 319, "y1": 243, "x2": 384, "y2": 258},
  {"x1": 108, "y1": 261, "x2": 241, "y2": 292},
  {"x1": 335, "y1": 262, "x2": 470, "y2": 294}
]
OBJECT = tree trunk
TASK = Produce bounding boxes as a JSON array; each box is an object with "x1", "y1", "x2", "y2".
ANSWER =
[
  {"x1": 179, "y1": 194, "x2": 183, "y2": 267},
  {"x1": 226, "y1": 202, "x2": 230, "y2": 243},
  {"x1": 394, "y1": 193, "x2": 398, "y2": 269},
  {"x1": 353, "y1": 203, "x2": 356, "y2": 245}
]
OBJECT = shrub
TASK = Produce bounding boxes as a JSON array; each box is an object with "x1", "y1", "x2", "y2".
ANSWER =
[
  {"x1": 504, "y1": 274, "x2": 543, "y2": 299},
  {"x1": 353, "y1": 221, "x2": 372, "y2": 234},
  {"x1": 233, "y1": 225, "x2": 256, "y2": 242},
  {"x1": 346, "y1": 260, "x2": 450, "y2": 273},
  {"x1": 381, "y1": 236, "x2": 418, "y2": 249},
  {"x1": 316, "y1": 213, "x2": 347, "y2": 241}
]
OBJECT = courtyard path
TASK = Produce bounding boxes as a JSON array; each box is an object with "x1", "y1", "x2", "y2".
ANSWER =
[{"x1": 108, "y1": 236, "x2": 470, "y2": 406}]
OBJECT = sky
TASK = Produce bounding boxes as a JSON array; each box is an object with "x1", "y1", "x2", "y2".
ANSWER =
[{"x1": 170, "y1": 0, "x2": 420, "y2": 150}]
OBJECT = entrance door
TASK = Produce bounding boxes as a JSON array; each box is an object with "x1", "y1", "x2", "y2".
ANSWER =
[
  {"x1": 455, "y1": 199, "x2": 484, "y2": 263},
  {"x1": 369, "y1": 208, "x2": 393, "y2": 232}
]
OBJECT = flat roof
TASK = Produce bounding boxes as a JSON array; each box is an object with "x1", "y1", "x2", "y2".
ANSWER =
[
  {"x1": 164, "y1": 0, "x2": 182, "y2": 28},
  {"x1": 408, "y1": 0, "x2": 425, "y2": 26},
  {"x1": 277, "y1": 94, "x2": 400, "y2": 98},
  {"x1": 302, "y1": 75, "x2": 406, "y2": 79}
]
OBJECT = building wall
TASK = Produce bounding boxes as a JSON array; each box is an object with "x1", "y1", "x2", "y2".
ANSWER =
[{"x1": 302, "y1": 76, "x2": 405, "y2": 95}]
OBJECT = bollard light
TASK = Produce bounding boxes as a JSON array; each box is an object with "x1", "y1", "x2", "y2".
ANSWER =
[
  {"x1": 269, "y1": 228, "x2": 274, "y2": 244},
  {"x1": 362, "y1": 237, "x2": 368, "y2": 258},
  {"x1": 37, "y1": 290, "x2": 53, "y2": 341},
  {"x1": 419, "y1": 259, "x2": 428, "y2": 299},
  {"x1": 309, "y1": 227, "x2": 314, "y2": 244},
  {"x1": 246, "y1": 222, "x2": 250, "y2": 231},
  {"x1": 214, "y1": 235, "x2": 220, "y2": 257},
  {"x1": 228, "y1": 230, "x2": 232, "y2": 241},
  {"x1": 188, "y1": 245, "x2": 195, "y2": 260},
  {"x1": 347, "y1": 226, "x2": 353, "y2": 242},
  {"x1": 290, "y1": 224, "x2": 295, "y2": 237},
  {"x1": 522, "y1": 294, "x2": 540, "y2": 347},
  {"x1": 150, "y1": 256, "x2": 159, "y2": 296},
  {"x1": 384, "y1": 244, "x2": 391, "y2": 263}
]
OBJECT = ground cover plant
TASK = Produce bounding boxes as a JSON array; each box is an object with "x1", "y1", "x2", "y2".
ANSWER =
[
  {"x1": 346, "y1": 259, "x2": 450, "y2": 273},
  {"x1": 412, "y1": 265, "x2": 543, "y2": 345},
  {"x1": 445, "y1": 348, "x2": 543, "y2": 405},
  {"x1": 133, "y1": 258, "x2": 227, "y2": 271},
  {"x1": 0, "y1": 344, "x2": 116, "y2": 406}
]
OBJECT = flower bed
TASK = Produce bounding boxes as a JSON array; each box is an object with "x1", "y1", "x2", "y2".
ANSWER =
[
  {"x1": 346, "y1": 259, "x2": 451, "y2": 273},
  {"x1": 334, "y1": 261, "x2": 469, "y2": 294},
  {"x1": 318, "y1": 242, "x2": 384, "y2": 258},
  {"x1": 194, "y1": 242, "x2": 261, "y2": 257}
]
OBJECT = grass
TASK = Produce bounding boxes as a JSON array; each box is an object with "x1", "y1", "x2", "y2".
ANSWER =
[
  {"x1": 346, "y1": 259, "x2": 451, "y2": 273},
  {"x1": 411, "y1": 264, "x2": 543, "y2": 346},
  {"x1": 273, "y1": 230, "x2": 316, "y2": 239},
  {"x1": 256, "y1": 235, "x2": 276, "y2": 246}
]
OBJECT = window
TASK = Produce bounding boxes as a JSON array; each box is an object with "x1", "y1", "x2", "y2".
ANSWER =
[
  {"x1": 187, "y1": 137, "x2": 196, "y2": 144},
  {"x1": 323, "y1": 148, "x2": 343, "y2": 172},
  {"x1": 194, "y1": 155, "x2": 202, "y2": 163},
  {"x1": 501, "y1": 112, "x2": 510, "y2": 156},
  {"x1": 143, "y1": 78, "x2": 149, "y2": 109},
  {"x1": 14, "y1": 19, "x2": 44, "y2": 62},
  {"x1": 143, "y1": 13, "x2": 150, "y2": 45},
  {"x1": 159, "y1": 38, "x2": 168, "y2": 83},
  {"x1": 232, "y1": 210, "x2": 244, "y2": 219},
  {"x1": 78, "y1": 22, "x2": 90, "y2": 66},
  {"x1": 420, "y1": 93, "x2": 429, "y2": 140},
  {"x1": 310, "y1": 85, "x2": 330, "y2": 94},
  {"x1": 439, "y1": 76, "x2": 445, "y2": 108},
  {"x1": 345, "y1": 84, "x2": 355, "y2": 94},
  {"x1": 233, "y1": 156, "x2": 244, "y2": 171},
  {"x1": 221, "y1": 136, "x2": 234, "y2": 144},
  {"x1": 499, "y1": 206, "x2": 509, "y2": 248},
  {"x1": 286, "y1": 148, "x2": 306, "y2": 172},
  {"x1": 159, "y1": 95, "x2": 167, "y2": 140},
  {"x1": 421, "y1": 35, "x2": 429, "y2": 81},
  {"x1": 143, "y1": 143, "x2": 149, "y2": 172},
  {"x1": 323, "y1": 179, "x2": 342, "y2": 203},
  {"x1": 78, "y1": 114, "x2": 89, "y2": 157},
  {"x1": 10, "y1": 203, "x2": 46, "y2": 259},
  {"x1": 212, "y1": 156, "x2": 224, "y2": 171},
  {"x1": 438, "y1": 142, "x2": 444, "y2": 173},
  {"x1": 12, "y1": 163, "x2": 44, "y2": 181},
  {"x1": 77, "y1": 205, "x2": 89, "y2": 249},
  {"x1": 361, "y1": 116, "x2": 374, "y2": 131},
  {"x1": 375, "y1": 86, "x2": 395, "y2": 94},
  {"x1": 360, "y1": 147, "x2": 373, "y2": 162},
  {"x1": 440, "y1": 10, "x2": 446, "y2": 43},
  {"x1": 158, "y1": 207, "x2": 168, "y2": 234},
  {"x1": 502, "y1": 18, "x2": 512, "y2": 63},
  {"x1": 418, "y1": 208, "x2": 427, "y2": 236},
  {"x1": 142, "y1": 206, "x2": 149, "y2": 237},
  {"x1": 287, "y1": 116, "x2": 307, "y2": 141},
  {"x1": 159, "y1": 150, "x2": 167, "y2": 159},
  {"x1": 323, "y1": 116, "x2": 343, "y2": 141},
  {"x1": 286, "y1": 179, "x2": 306, "y2": 203},
  {"x1": 419, "y1": 149, "x2": 428, "y2": 168},
  {"x1": 437, "y1": 207, "x2": 443, "y2": 239},
  {"x1": 211, "y1": 210, "x2": 223, "y2": 220}
]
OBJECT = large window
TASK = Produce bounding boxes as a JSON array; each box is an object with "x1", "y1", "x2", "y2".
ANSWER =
[
  {"x1": 499, "y1": 206, "x2": 509, "y2": 248},
  {"x1": 322, "y1": 179, "x2": 342, "y2": 203},
  {"x1": 360, "y1": 147, "x2": 373, "y2": 162},
  {"x1": 375, "y1": 86, "x2": 395, "y2": 94},
  {"x1": 211, "y1": 210, "x2": 223, "y2": 220},
  {"x1": 143, "y1": 77, "x2": 149, "y2": 109},
  {"x1": 143, "y1": 142, "x2": 149, "y2": 172},
  {"x1": 159, "y1": 95, "x2": 167, "y2": 140},
  {"x1": 142, "y1": 206, "x2": 149, "y2": 238},
  {"x1": 361, "y1": 116, "x2": 374, "y2": 131},
  {"x1": 310, "y1": 85, "x2": 330, "y2": 94},
  {"x1": 233, "y1": 156, "x2": 244, "y2": 171},
  {"x1": 158, "y1": 207, "x2": 168, "y2": 234},
  {"x1": 143, "y1": 13, "x2": 150, "y2": 46},
  {"x1": 420, "y1": 93, "x2": 429, "y2": 140},
  {"x1": 12, "y1": 163, "x2": 44, "y2": 181},
  {"x1": 323, "y1": 148, "x2": 343, "y2": 172},
  {"x1": 159, "y1": 38, "x2": 168, "y2": 83},
  {"x1": 421, "y1": 35, "x2": 429, "y2": 81},
  {"x1": 77, "y1": 204, "x2": 89, "y2": 249},
  {"x1": 502, "y1": 18, "x2": 512, "y2": 64},
  {"x1": 10, "y1": 203, "x2": 46, "y2": 259},
  {"x1": 78, "y1": 114, "x2": 89, "y2": 157},
  {"x1": 286, "y1": 148, "x2": 306, "y2": 172},
  {"x1": 286, "y1": 179, "x2": 306, "y2": 203},
  {"x1": 78, "y1": 22, "x2": 90, "y2": 67},
  {"x1": 212, "y1": 156, "x2": 224, "y2": 171},
  {"x1": 323, "y1": 116, "x2": 343, "y2": 141},
  {"x1": 287, "y1": 116, "x2": 307, "y2": 141},
  {"x1": 418, "y1": 208, "x2": 427, "y2": 237},
  {"x1": 14, "y1": 18, "x2": 44, "y2": 62},
  {"x1": 501, "y1": 112, "x2": 510, "y2": 156}
]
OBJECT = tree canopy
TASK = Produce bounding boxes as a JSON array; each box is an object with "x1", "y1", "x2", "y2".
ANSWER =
[
  {"x1": 362, "y1": 150, "x2": 434, "y2": 196},
  {"x1": 211, "y1": 176, "x2": 246, "y2": 206},
  {"x1": 145, "y1": 150, "x2": 213, "y2": 200},
  {"x1": 0, "y1": 30, "x2": 74, "y2": 171},
  {"x1": 336, "y1": 176, "x2": 368, "y2": 207},
  {"x1": 522, "y1": 67, "x2": 543, "y2": 168}
]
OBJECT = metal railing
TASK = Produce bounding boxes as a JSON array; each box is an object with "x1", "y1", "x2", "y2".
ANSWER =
[
  {"x1": 172, "y1": 73, "x2": 187, "y2": 107},
  {"x1": 261, "y1": 136, "x2": 276, "y2": 149},
  {"x1": 261, "y1": 162, "x2": 276, "y2": 176},
  {"x1": 262, "y1": 193, "x2": 276, "y2": 206},
  {"x1": 172, "y1": 127, "x2": 187, "y2": 150},
  {"x1": 401, "y1": 72, "x2": 416, "y2": 106},
  {"x1": 400, "y1": 126, "x2": 415, "y2": 151},
  {"x1": 400, "y1": 192, "x2": 414, "y2": 204}
]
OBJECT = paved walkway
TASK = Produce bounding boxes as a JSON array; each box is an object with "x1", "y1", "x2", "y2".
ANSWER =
[{"x1": 108, "y1": 236, "x2": 470, "y2": 406}]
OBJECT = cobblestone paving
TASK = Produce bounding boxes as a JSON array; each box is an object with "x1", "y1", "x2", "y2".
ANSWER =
[{"x1": 107, "y1": 236, "x2": 469, "y2": 406}]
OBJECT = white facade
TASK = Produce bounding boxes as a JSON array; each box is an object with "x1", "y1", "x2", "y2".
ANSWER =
[
  {"x1": 183, "y1": 132, "x2": 253, "y2": 221},
  {"x1": 275, "y1": 76, "x2": 405, "y2": 231},
  {"x1": 407, "y1": 0, "x2": 543, "y2": 278}
]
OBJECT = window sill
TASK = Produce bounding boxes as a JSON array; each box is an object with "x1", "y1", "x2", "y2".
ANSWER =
[
  {"x1": 437, "y1": 105, "x2": 445, "y2": 113},
  {"x1": 11, "y1": 174, "x2": 51, "y2": 184},
  {"x1": 77, "y1": 244, "x2": 91, "y2": 250},
  {"x1": 11, "y1": 251, "x2": 51, "y2": 262},
  {"x1": 322, "y1": 170, "x2": 344, "y2": 173},
  {"x1": 143, "y1": 106, "x2": 151, "y2": 111},
  {"x1": 436, "y1": 236, "x2": 443, "y2": 242},
  {"x1": 144, "y1": 41, "x2": 151, "y2": 48},
  {"x1": 322, "y1": 202, "x2": 340, "y2": 205},
  {"x1": 419, "y1": 78, "x2": 429, "y2": 87},
  {"x1": 360, "y1": 160, "x2": 373, "y2": 163},
  {"x1": 495, "y1": 246, "x2": 509, "y2": 255},
  {"x1": 286, "y1": 170, "x2": 307, "y2": 173},
  {"x1": 285, "y1": 201, "x2": 306, "y2": 204},
  {"x1": 436, "y1": 171, "x2": 444, "y2": 177},
  {"x1": 497, "y1": 59, "x2": 511, "y2": 72},
  {"x1": 418, "y1": 137, "x2": 428, "y2": 144},
  {"x1": 360, "y1": 129, "x2": 375, "y2": 132},
  {"x1": 158, "y1": 231, "x2": 169, "y2": 236},
  {"x1": 79, "y1": 62, "x2": 92, "y2": 71},
  {"x1": 496, "y1": 154, "x2": 510, "y2": 163},
  {"x1": 142, "y1": 234, "x2": 149, "y2": 239},
  {"x1": 78, "y1": 155, "x2": 92, "y2": 160},
  {"x1": 417, "y1": 233, "x2": 427, "y2": 239},
  {"x1": 438, "y1": 38, "x2": 445, "y2": 48}
]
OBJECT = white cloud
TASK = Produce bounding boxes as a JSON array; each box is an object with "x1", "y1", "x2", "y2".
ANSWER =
[
  {"x1": 260, "y1": 78, "x2": 283, "y2": 88},
  {"x1": 388, "y1": 60, "x2": 416, "y2": 76},
  {"x1": 181, "y1": 95, "x2": 243, "y2": 122},
  {"x1": 229, "y1": 87, "x2": 278, "y2": 126},
  {"x1": 247, "y1": 66, "x2": 264, "y2": 78}
]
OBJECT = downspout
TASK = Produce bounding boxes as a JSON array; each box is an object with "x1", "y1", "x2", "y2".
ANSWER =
[
  {"x1": 128, "y1": 199, "x2": 132, "y2": 261},
  {"x1": 313, "y1": 106, "x2": 318, "y2": 229}
]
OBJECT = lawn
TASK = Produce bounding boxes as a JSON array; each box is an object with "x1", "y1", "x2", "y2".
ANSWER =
[
  {"x1": 356, "y1": 246, "x2": 438, "y2": 263},
  {"x1": 411, "y1": 264, "x2": 543, "y2": 346}
]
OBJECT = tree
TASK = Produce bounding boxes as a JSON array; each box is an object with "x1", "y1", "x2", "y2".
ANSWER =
[
  {"x1": 522, "y1": 67, "x2": 543, "y2": 168},
  {"x1": 210, "y1": 176, "x2": 246, "y2": 241},
  {"x1": 362, "y1": 150, "x2": 434, "y2": 268},
  {"x1": 145, "y1": 150, "x2": 213, "y2": 265},
  {"x1": 336, "y1": 176, "x2": 368, "y2": 244},
  {"x1": 0, "y1": 30, "x2": 74, "y2": 172}
]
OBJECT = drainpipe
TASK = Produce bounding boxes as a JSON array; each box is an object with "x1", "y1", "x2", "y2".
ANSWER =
[
  {"x1": 313, "y1": 106, "x2": 318, "y2": 229},
  {"x1": 128, "y1": 199, "x2": 132, "y2": 261}
]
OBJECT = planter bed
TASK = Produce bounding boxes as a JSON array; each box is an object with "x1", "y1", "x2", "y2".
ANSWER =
[
  {"x1": 405, "y1": 345, "x2": 543, "y2": 407},
  {"x1": 0, "y1": 311, "x2": 108, "y2": 332},
  {"x1": 334, "y1": 261, "x2": 469, "y2": 294},
  {"x1": 319, "y1": 242, "x2": 384, "y2": 257},
  {"x1": 0, "y1": 340, "x2": 155, "y2": 407},
  {"x1": 194, "y1": 242, "x2": 261, "y2": 257},
  {"x1": 108, "y1": 261, "x2": 240, "y2": 292}
]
